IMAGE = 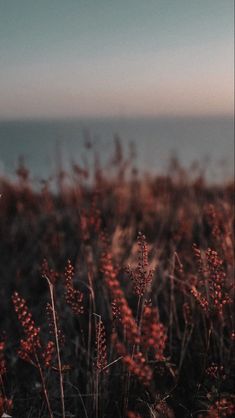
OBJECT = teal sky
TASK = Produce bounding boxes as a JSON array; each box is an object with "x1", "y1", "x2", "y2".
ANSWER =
[{"x1": 0, "y1": 0, "x2": 234, "y2": 119}]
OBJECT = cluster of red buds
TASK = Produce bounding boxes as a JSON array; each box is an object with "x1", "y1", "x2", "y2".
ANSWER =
[
  {"x1": 101, "y1": 248, "x2": 140, "y2": 345},
  {"x1": 141, "y1": 306, "x2": 167, "y2": 361},
  {"x1": 191, "y1": 244, "x2": 231, "y2": 317},
  {"x1": 126, "y1": 232, "x2": 154, "y2": 296},
  {"x1": 95, "y1": 319, "x2": 108, "y2": 374},
  {"x1": 18, "y1": 338, "x2": 55, "y2": 370},
  {"x1": 111, "y1": 298, "x2": 122, "y2": 324},
  {"x1": 206, "y1": 248, "x2": 230, "y2": 316},
  {"x1": 190, "y1": 286, "x2": 209, "y2": 312},
  {"x1": 205, "y1": 363, "x2": 225, "y2": 380},
  {"x1": 46, "y1": 303, "x2": 65, "y2": 347},
  {"x1": 18, "y1": 339, "x2": 35, "y2": 365},
  {"x1": 193, "y1": 243, "x2": 206, "y2": 277},
  {"x1": 64, "y1": 260, "x2": 84, "y2": 315},
  {"x1": 12, "y1": 292, "x2": 40, "y2": 347},
  {"x1": 41, "y1": 259, "x2": 58, "y2": 285},
  {"x1": 42, "y1": 341, "x2": 56, "y2": 368},
  {"x1": 12, "y1": 292, "x2": 56, "y2": 370},
  {"x1": 112, "y1": 334, "x2": 152, "y2": 387},
  {"x1": 206, "y1": 397, "x2": 235, "y2": 417}
]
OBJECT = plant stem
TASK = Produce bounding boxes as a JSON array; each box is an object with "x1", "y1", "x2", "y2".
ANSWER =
[
  {"x1": 47, "y1": 278, "x2": 66, "y2": 418},
  {"x1": 35, "y1": 353, "x2": 54, "y2": 418}
]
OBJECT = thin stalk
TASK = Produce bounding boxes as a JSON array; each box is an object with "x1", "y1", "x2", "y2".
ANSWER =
[
  {"x1": 46, "y1": 278, "x2": 66, "y2": 418},
  {"x1": 169, "y1": 253, "x2": 176, "y2": 353},
  {"x1": 95, "y1": 369, "x2": 99, "y2": 418},
  {"x1": 83, "y1": 245, "x2": 96, "y2": 371},
  {"x1": 35, "y1": 353, "x2": 54, "y2": 418},
  {"x1": 93, "y1": 313, "x2": 101, "y2": 418},
  {"x1": 124, "y1": 293, "x2": 144, "y2": 415},
  {"x1": 88, "y1": 294, "x2": 92, "y2": 365},
  {"x1": 136, "y1": 294, "x2": 144, "y2": 328}
]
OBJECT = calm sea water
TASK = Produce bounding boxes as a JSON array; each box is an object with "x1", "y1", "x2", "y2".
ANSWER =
[{"x1": 0, "y1": 116, "x2": 233, "y2": 184}]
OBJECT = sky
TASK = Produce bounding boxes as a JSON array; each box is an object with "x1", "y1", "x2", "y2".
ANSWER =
[{"x1": 0, "y1": 0, "x2": 234, "y2": 120}]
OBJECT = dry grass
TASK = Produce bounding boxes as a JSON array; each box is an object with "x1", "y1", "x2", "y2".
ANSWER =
[{"x1": 0, "y1": 142, "x2": 234, "y2": 417}]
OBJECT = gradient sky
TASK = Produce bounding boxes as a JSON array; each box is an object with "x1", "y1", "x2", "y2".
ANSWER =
[{"x1": 0, "y1": 0, "x2": 234, "y2": 119}]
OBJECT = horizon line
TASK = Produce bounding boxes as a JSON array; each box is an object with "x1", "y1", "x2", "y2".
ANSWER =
[{"x1": 0, "y1": 112, "x2": 234, "y2": 124}]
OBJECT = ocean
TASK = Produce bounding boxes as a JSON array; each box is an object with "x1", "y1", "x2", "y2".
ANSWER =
[{"x1": 0, "y1": 116, "x2": 233, "y2": 184}]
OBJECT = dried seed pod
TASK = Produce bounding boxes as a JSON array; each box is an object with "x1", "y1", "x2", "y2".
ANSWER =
[
  {"x1": 95, "y1": 319, "x2": 108, "y2": 373},
  {"x1": 64, "y1": 260, "x2": 84, "y2": 315}
]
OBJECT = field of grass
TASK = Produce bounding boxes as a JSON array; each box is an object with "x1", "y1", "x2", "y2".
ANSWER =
[{"x1": 0, "y1": 142, "x2": 234, "y2": 417}]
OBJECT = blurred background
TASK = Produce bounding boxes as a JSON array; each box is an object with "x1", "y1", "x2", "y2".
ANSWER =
[{"x1": 0, "y1": 0, "x2": 234, "y2": 183}]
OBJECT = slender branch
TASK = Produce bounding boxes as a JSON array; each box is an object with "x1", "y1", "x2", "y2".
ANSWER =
[
  {"x1": 35, "y1": 352, "x2": 54, "y2": 418},
  {"x1": 46, "y1": 276, "x2": 66, "y2": 418}
]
